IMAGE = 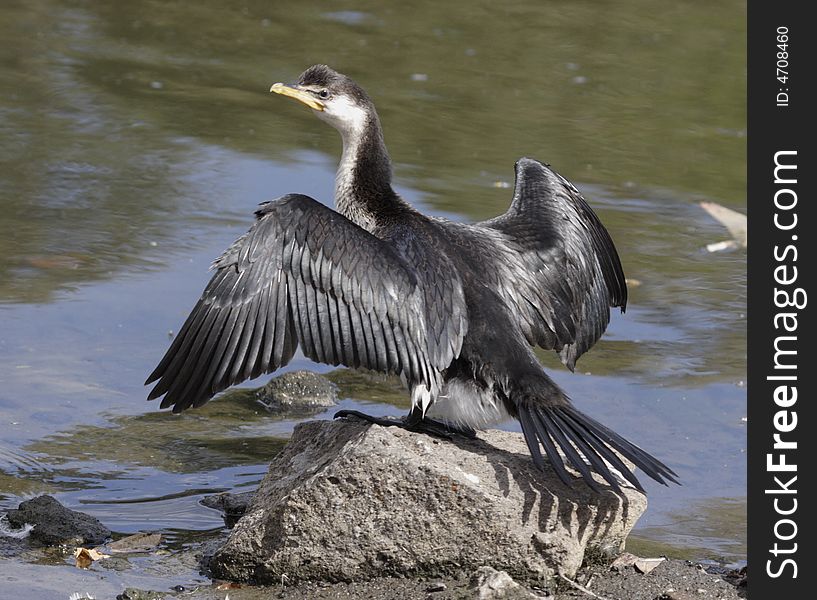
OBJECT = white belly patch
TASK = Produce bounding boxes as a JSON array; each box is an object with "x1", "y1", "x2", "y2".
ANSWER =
[{"x1": 426, "y1": 379, "x2": 511, "y2": 429}]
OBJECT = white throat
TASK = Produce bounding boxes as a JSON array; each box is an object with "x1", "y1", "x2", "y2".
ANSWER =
[{"x1": 316, "y1": 96, "x2": 371, "y2": 223}]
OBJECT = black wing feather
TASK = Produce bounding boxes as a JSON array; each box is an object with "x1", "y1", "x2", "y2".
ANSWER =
[
  {"x1": 484, "y1": 157, "x2": 627, "y2": 370},
  {"x1": 146, "y1": 193, "x2": 463, "y2": 412}
]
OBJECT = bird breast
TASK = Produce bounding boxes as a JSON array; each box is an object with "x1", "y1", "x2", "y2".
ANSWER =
[{"x1": 426, "y1": 378, "x2": 511, "y2": 429}]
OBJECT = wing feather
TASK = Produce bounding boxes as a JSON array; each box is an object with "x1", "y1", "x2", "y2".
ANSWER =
[
  {"x1": 146, "y1": 193, "x2": 463, "y2": 412},
  {"x1": 483, "y1": 158, "x2": 627, "y2": 370}
]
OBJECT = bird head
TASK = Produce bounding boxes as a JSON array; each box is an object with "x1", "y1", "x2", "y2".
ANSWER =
[{"x1": 270, "y1": 65, "x2": 373, "y2": 137}]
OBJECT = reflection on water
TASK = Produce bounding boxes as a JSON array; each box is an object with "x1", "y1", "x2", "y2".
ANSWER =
[{"x1": 1, "y1": 0, "x2": 745, "y2": 588}]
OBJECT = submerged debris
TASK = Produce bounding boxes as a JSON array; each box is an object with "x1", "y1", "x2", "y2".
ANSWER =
[{"x1": 107, "y1": 532, "x2": 162, "y2": 554}]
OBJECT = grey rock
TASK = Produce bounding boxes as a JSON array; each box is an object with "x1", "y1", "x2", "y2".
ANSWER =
[
  {"x1": 5, "y1": 495, "x2": 110, "y2": 546},
  {"x1": 210, "y1": 420, "x2": 646, "y2": 584},
  {"x1": 470, "y1": 566, "x2": 550, "y2": 599},
  {"x1": 255, "y1": 370, "x2": 338, "y2": 413}
]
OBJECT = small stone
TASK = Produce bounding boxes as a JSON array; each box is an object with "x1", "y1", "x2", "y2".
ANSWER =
[
  {"x1": 655, "y1": 592, "x2": 697, "y2": 600},
  {"x1": 610, "y1": 552, "x2": 639, "y2": 570},
  {"x1": 201, "y1": 492, "x2": 254, "y2": 517},
  {"x1": 201, "y1": 492, "x2": 255, "y2": 529},
  {"x1": 469, "y1": 566, "x2": 543, "y2": 599},
  {"x1": 255, "y1": 370, "x2": 337, "y2": 413}
]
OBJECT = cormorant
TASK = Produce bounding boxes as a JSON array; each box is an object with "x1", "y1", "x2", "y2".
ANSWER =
[{"x1": 146, "y1": 65, "x2": 678, "y2": 493}]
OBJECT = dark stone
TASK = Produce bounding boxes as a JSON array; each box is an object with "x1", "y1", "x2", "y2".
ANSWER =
[
  {"x1": 201, "y1": 491, "x2": 255, "y2": 527},
  {"x1": 5, "y1": 495, "x2": 110, "y2": 546}
]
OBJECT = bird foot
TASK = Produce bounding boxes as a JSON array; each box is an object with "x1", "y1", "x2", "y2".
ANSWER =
[{"x1": 333, "y1": 410, "x2": 476, "y2": 439}]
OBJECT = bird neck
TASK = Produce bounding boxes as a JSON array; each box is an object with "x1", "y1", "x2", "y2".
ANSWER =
[{"x1": 335, "y1": 114, "x2": 406, "y2": 230}]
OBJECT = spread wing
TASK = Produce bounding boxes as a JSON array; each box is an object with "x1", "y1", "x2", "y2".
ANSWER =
[
  {"x1": 483, "y1": 158, "x2": 627, "y2": 370},
  {"x1": 146, "y1": 193, "x2": 462, "y2": 412}
]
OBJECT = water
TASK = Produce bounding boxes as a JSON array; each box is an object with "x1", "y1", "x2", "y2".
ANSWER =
[{"x1": 1, "y1": 0, "x2": 746, "y2": 594}]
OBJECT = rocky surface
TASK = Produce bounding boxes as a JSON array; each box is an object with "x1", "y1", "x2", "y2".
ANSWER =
[
  {"x1": 557, "y1": 559, "x2": 747, "y2": 600},
  {"x1": 210, "y1": 419, "x2": 646, "y2": 584},
  {"x1": 4, "y1": 495, "x2": 110, "y2": 546},
  {"x1": 255, "y1": 370, "x2": 338, "y2": 413}
]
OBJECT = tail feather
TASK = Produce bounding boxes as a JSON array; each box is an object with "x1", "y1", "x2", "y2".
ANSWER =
[
  {"x1": 520, "y1": 407, "x2": 573, "y2": 486},
  {"x1": 555, "y1": 408, "x2": 644, "y2": 491},
  {"x1": 519, "y1": 410, "x2": 547, "y2": 470},
  {"x1": 549, "y1": 409, "x2": 626, "y2": 492},
  {"x1": 538, "y1": 408, "x2": 602, "y2": 493},
  {"x1": 518, "y1": 403, "x2": 679, "y2": 492},
  {"x1": 563, "y1": 406, "x2": 679, "y2": 486}
]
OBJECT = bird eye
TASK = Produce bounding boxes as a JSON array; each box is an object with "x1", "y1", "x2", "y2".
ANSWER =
[{"x1": 318, "y1": 89, "x2": 330, "y2": 99}]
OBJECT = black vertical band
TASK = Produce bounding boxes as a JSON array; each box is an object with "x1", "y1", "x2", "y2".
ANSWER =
[{"x1": 748, "y1": 2, "x2": 815, "y2": 595}]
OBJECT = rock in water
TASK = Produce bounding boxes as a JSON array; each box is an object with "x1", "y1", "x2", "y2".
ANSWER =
[
  {"x1": 255, "y1": 370, "x2": 338, "y2": 413},
  {"x1": 5, "y1": 495, "x2": 110, "y2": 546},
  {"x1": 210, "y1": 420, "x2": 646, "y2": 583}
]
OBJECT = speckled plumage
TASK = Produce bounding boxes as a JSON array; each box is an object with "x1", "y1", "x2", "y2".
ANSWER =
[{"x1": 146, "y1": 65, "x2": 677, "y2": 493}]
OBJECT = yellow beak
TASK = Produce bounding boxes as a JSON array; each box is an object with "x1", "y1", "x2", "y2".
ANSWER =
[{"x1": 269, "y1": 83, "x2": 325, "y2": 111}]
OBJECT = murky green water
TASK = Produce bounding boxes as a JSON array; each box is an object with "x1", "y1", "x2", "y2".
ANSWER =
[{"x1": 1, "y1": 0, "x2": 745, "y2": 595}]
